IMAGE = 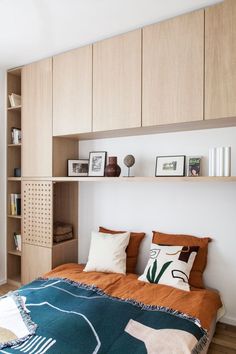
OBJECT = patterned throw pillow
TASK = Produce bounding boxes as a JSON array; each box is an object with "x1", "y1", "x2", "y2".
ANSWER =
[{"x1": 138, "y1": 244, "x2": 199, "y2": 291}]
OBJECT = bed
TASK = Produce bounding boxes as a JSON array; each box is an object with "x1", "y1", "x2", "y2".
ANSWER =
[{"x1": 0, "y1": 263, "x2": 222, "y2": 354}]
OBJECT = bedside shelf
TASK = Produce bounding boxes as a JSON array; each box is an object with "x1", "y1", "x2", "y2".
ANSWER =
[
  {"x1": 8, "y1": 143, "x2": 22, "y2": 147},
  {"x1": 7, "y1": 215, "x2": 21, "y2": 219},
  {"x1": 8, "y1": 177, "x2": 22, "y2": 181}
]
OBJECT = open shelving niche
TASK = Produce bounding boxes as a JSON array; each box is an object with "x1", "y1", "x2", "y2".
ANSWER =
[{"x1": 7, "y1": 68, "x2": 22, "y2": 286}]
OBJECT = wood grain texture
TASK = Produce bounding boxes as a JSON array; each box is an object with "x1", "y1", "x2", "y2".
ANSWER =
[
  {"x1": 205, "y1": 0, "x2": 236, "y2": 120},
  {"x1": 93, "y1": 29, "x2": 142, "y2": 131},
  {"x1": 142, "y1": 10, "x2": 204, "y2": 126},
  {"x1": 53, "y1": 46, "x2": 92, "y2": 135},
  {"x1": 22, "y1": 58, "x2": 52, "y2": 177},
  {"x1": 22, "y1": 244, "x2": 52, "y2": 284},
  {"x1": 52, "y1": 239, "x2": 78, "y2": 268},
  {"x1": 53, "y1": 137, "x2": 78, "y2": 177}
]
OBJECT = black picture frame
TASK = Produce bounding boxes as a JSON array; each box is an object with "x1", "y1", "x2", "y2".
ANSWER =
[
  {"x1": 88, "y1": 151, "x2": 107, "y2": 177},
  {"x1": 155, "y1": 155, "x2": 186, "y2": 177},
  {"x1": 67, "y1": 159, "x2": 89, "y2": 177}
]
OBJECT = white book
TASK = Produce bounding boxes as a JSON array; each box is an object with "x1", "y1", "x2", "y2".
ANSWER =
[{"x1": 16, "y1": 234, "x2": 22, "y2": 252}]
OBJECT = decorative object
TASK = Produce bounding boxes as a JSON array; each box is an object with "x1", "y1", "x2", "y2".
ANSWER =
[
  {"x1": 68, "y1": 159, "x2": 88, "y2": 177},
  {"x1": 14, "y1": 168, "x2": 21, "y2": 177},
  {"x1": 123, "y1": 155, "x2": 135, "y2": 177},
  {"x1": 8, "y1": 93, "x2": 21, "y2": 107},
  {"x1": 11, "y1": 127, "x2": 21, "y2": 144},
  {"x1": 84, "y1": 231, "x2": 130, "y2": 274},
  {"x1": 155, "y1": 155, "x2": 185, "y2": 177},
  {"x1": 104, "y1": 156, "x2": 121, "y2": 177},
  {"x1": 187, "y1": 157, "x2": 201, "y2": 177},
  {"x1": 138, "y1": 243, "x2": 199, "y2": 291},
  {"x1": 208, "y1": 147, "x2": 231, "y2": 177},
  {"x1": 88, "y1": 151, "x2": 107, "y2": 177}
]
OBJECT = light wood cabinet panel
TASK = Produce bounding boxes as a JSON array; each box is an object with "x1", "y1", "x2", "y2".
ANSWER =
[
  {"x1": 93, "y1": 30, "x2": 141, "y2": 132},
  {"x1": 142, "y1": 10, "x2": 204, "y2": 126},
  {"x1": 205, "y1": 0, "x2": 236, "y2": 120},
  {"x1": 22, "y1": 244, "x2": 52, "y2": 284},
  {"x1": 53, "y1": 46, "x2": 92, "y2": 135},
  {"x1": 22, "y1": 58, "x2": 52, "y2": 177}
]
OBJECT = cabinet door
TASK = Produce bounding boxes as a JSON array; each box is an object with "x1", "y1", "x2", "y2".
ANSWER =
[
  {"x1": 93, "y1": 30, "x2": 141, "y2": 132},
  {"x1": 205, "y1": 0, "x2": 236, "y2": 120},
  {"x1": 22, "y1": 58, "x2": 52, "y2": 177},
  {"x1": 53, "y1": 46, "x2": 92, "y2": 135},
  {"x1": 142, "y1": 10, "x2": 204, "y2": 126}
]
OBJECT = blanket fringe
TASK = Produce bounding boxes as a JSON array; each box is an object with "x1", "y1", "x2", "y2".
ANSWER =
[
  {"x1": 0, "y1": 292, "x2": 37, "y2": 350},
  {"x1": 37, "y1": 276, "x2": 208, "y2": 351}
]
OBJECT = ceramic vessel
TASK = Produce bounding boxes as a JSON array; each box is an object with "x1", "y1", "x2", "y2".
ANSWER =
[{"x1": 105, "y1": 156, "x2": 121, "y2": 177}]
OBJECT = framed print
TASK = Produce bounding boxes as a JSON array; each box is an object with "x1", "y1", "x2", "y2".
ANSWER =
[
  {"x1": 68, "y1": 159, "x2": 89, "y2": 177},
  {"x1": 155, "y1": 155, "x2": 185, "y2": 177},
  {"x1": 187, "y1": 156, "x2": 201, "y2": 177},
  {"x1": 88, "y1": 151, "x2": 107, "y2": 177}
]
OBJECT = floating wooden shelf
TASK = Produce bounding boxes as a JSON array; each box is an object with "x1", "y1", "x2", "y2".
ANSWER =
[
  {"x1": 8, "y1": 250, "x2": 21, "y2": 257},
  {"x1": 8, "y1": 177, "x2": 22, "y2": 181},
  {"x1": 8, "y1": 143, "x2": 22, "y2": 147},
  {"x1": 7, "y1": 215, "x2": 21, "y2": 219},
  {"x1": 22, "y1": 176, "x2": 236, "y2": 183},
  {"x1": 7, "y1": 105, "x2": 21, "y2": 111}
]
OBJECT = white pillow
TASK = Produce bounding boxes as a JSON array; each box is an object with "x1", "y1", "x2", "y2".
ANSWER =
[
  {"x1": 138, "y1": 243, "x2": 198, "y2": 291},
  {"x1": 84, "y1": 231, "x2": 130, "y2": 274}
]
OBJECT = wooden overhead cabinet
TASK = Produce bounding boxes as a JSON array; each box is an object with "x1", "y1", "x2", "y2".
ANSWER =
[
  {"x1": 22, "y1": 58, "x2": 52, "y2": 177},
  {"x1": 93, "y1": 30, "x2": 142, "y2": 132},
  {"x1": 142, "y1": 10, "x2": 204, "y2": 126},
  {"x1": 53, "y1": 45, "x2": 92, "y2": 135},
  {"x1": 205, "y1": 0, "x2": 236, "y2": 120}
]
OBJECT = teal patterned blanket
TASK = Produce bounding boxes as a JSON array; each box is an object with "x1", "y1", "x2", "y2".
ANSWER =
[{"x1": 0, "y1": 278, "x2": 207, "y2": 354}]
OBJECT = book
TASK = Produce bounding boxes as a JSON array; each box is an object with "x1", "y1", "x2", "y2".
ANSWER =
[
  {"x1": 13, "y1": 233, "x2": 22, "y2": 251},
  {"x1": 187, "y1": 157, "x2": 201, "y2": 177},
  {"x1": 10, "y1": 193, "x2": 21, "y2": 216},
  {"x1": 8, "y1": 93, "x2": 21, "y2": 107}
]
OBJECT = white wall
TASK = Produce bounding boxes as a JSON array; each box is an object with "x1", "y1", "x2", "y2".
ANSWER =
[
  {"x1": 0, "y1": 69, "x2": 6, "y2": 284},
  {"x1": 79, "y1": 127, "x2": 236, "y2": 325}
]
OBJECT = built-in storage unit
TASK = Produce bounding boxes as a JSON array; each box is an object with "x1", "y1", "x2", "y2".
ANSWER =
[
  {"x1": 205, "y1": 0, "x2": 236, "y2": 120},
  {"x1": 142, "y1": 10, "x2": 204, "y2": 126},
  {"x1": 93, "y1": 29, "x2": 142, "y2": 132},
  {"x1": 53, "y1": 45, "x2": 92, "y2": 136},
  {"x1": 22, "y1": 58, "x2": 53, "y2": 177},
  {"x1": 22, "y1": 181, "x2": 78, "y2": 284},
  {"x1": 7, "y1": 68, "x2": 22, "y2": 286}
]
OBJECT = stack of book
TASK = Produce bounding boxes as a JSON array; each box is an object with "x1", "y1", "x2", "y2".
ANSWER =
[
  {"x1": 8, "y1": 93, "x2": 21, "y2": 107},
  {"x1": 13, "y1": 233, "x2": 22, "y2": 252},
  {"x1": 10, "y1": 193, "x2": 21, "y2": 216}
]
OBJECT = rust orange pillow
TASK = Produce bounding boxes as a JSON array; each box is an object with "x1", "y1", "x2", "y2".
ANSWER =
[
  {"x1": 99, "y1": 227, "x2": 145, "y2": 274},
  {"x1": 152, "y1": 231, "x2": 211, "y2": 289}
]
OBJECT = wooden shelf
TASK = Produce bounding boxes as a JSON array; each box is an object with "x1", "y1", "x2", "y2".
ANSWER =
[
  {"x1": 7, "y1": 105, "x2": 21, "y2": 111},
  {"x1": 22, "y1": 176, "x2": 236, "y2": 183},
  {"x1": 8, "y1": 177, "x2": 21, "y2": 181},
  {"x1": 8, "y1": 143, "x2": 21, "y2": 147},
  {"x1": 8, "y1": 215, "x2": 21, "y2": 219},
  {"x1": 8, "y1": 250, "x2": 21, "y2": 257}
]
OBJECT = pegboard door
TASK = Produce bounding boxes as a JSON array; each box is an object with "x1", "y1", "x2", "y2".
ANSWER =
[{"x1": 22, "y1": 181, "x2": 53, "y2": 248}]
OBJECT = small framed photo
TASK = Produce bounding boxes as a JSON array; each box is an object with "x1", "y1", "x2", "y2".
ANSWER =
[
  {"x1": 155, "y1": 155, "x2": 186, "y2": 177},
  {"x1": 68, "y1": 159, "x2": 89, "y2": 177},
  {"x1": 187, "y1": 156, "x2": 201, "y2": 177},
  {"x1": 88, "y1": 151, "x2": 107, "y2": 177}
]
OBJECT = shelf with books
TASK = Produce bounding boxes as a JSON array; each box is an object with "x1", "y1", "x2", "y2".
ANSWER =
[{"x1": 7, "y1": 67, "x2": 22, "y2": 285}]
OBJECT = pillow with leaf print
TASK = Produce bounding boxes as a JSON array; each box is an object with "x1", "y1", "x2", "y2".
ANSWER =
[{"x1": 138, "y1": 243, "x2": 199, "y2": 291}]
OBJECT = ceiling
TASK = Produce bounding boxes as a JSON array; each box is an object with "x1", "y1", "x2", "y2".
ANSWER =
[{"x1": 0, "y1": 0, "x2": 222, "y2": 69}]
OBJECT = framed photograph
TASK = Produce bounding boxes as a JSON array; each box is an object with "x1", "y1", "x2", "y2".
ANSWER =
[
  {"x1": 88, "y1": 151, "x2": 107, "y2": 177},
  {"x1": 155, "y1": 155, "x2": 186, "y2": 177},
  {"x1": 68, "y1": 159, "x2": 89, "y2": 177},
  {"x1": 187, "y1": 156, "x2": 201, "y2": 177}
]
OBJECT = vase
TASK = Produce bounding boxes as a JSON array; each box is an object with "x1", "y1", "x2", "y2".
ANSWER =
[{"x1": 105, "y1": 156, "x2": 121, "y2": 177}]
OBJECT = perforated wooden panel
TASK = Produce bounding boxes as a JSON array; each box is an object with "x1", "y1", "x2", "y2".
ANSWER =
[{"x1": 22, "y1": 181, "x2": 53, "y2": 247}]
